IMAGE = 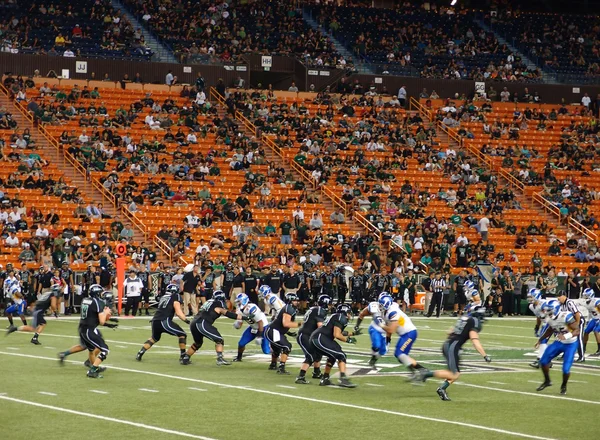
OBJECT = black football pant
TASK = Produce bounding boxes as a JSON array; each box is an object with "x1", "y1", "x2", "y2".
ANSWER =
[
  {"x1": 428, "y1": 291, "x2": 443, "y2": 317},
  {"x1": 125, "y1": 296, "x2": 141, "y2": 316}
]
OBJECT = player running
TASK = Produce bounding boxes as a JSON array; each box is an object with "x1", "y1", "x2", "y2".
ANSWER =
[
  {"x1": 57, "y1": 284, "x2": 117, "y2": 378},
  {"x1": 536, "y1": 300, "x2": 581, "y2": 395},
  {"x1": 7, "y1": 284, "x2": 59, "y2": 344},
  {"x1": 232, "y1": 292, "x2": 270, "y2": 362},
  {"x1": 366, "y1": 293, "x2": 394, "y2": 367},
  {"x1": 579, "y1": 289, "x2": 600, "y2": 357},
  {"x1": 310, "y1": 303, "x2": 358, "y2": 388},
  {"x1": 185, "y1": 290, "x2": 242, "y2": 365},
  {"x1": 264, "y1": 293, "x2": 300, "y2": 374},
  {"x1": 527, "y1": 288, "x2": 552, "y2": 368},
  {"x1": 5, "y1": 285, "x2": 28, "y2": 330},
  {"x1": 412, "y1": 305, "x2": 491, "y2": 401},
  {"x1": 295, "y1": 294, "x2": 331, "y2": 384},
  {"x1": 136, "y1": 283, "x2": 191, "y2": 364}
]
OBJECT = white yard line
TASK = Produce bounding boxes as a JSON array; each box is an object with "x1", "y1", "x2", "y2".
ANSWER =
[
  {"x1": 275, "y1": 385, "x2": 297, "y2": 390},
  {"x1": 90, "y1": 390, "x2": 109, "y2": 395},
  {"x1": 188, "y1": 387, "x2": 207, "y2": 392},
  {"x1": 139, "y1": 388, "x2": 159, "y2": 393},
  {"x1": 0, "y1": 351, "x2": 558, "y2": 440},
  {"x1": 487, "y1": 381, "x2": 508, "y2": 385},
  {"x1": 0, "y1": 394, "x2": 218, "y2": 439},
  {"x1": 365, "y1": 383, "x2": 385, "y2": 387},
  {"x1": 37, "y1": 391, "x2": 57, "y2": 396}
]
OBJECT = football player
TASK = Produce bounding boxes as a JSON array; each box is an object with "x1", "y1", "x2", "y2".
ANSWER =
[
  {"x1": 527, "y1": 288, "x2": 550, "y2": 368},
  {"x1": 57, "y1": 284, "x2": 117, "y2": 378},
  {"x1": 185, "y1": 290, "x2": 242, "y2": 366},
  {"x1": 383, "y1": 295, "x2": 425, "y2": 376},
  {"x1": 413, "y1": 306, "x2": 491, "y2": 401},
  {"x1": 536, "y1": 300, "x2": 581, "y2": 395},
  {"x1": 579, "y1": 289, "x2": 600, "y2": 357},
  {"x1": 7, "y1": 284, "x2": 58, "y2": 344},
  {"x1": 5, "y1": 285, "x2": 28, "y2": 330},
  {"x1": 258, "y1": 284, "x2": 284, "y2": 320},
  {"x1": 136, "y1": 283, "x2": 191, "y2": 364},
  {"x1": 264, "y1": 292, "x2": 300, "y2": 374},
  {"x1": 310, "y1": 303, "x2": 358, "y2": 388},
  {"x1": 232, "y1": 292, "x2": 270, "y2": 362},
  {"x1": 295, "y1": 294, "x2": 331, "y2": 384},
  {"x1": 367, "y1": 293, "x2": 394, "y2": 367}
]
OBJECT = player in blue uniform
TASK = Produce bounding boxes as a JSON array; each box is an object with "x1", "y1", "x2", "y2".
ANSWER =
[
  {"x1": 5, "y1": 285, "x2": 28, "y2": 330},
  {"x1": 536, "y1": 300, "x2": 581, "y2": 395},
  {"x1": 527, "y1": 288, "x2": 550, "y2": 368},
  {"x1": 232, "y1": 292, "x2": 270, "y2": 361},
  {"x1": 580, "y1": 289, "x2": 600, "y2": 357},
  {"x1": 366, "y1": 293, "x2": 394, "y2": 367}
]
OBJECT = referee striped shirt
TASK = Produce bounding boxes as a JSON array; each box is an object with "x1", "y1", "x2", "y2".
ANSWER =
[
  {"x1": 560, "y1": 299, "x2": 581, "y2": 315},
  {"x1": 431, "y1": 278, "x2": 446, "y2": 293}
]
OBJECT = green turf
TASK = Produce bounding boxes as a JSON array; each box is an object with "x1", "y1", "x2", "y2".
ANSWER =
[{"x1": 0, "y1": 316, "x2": 598, "y2": 440}]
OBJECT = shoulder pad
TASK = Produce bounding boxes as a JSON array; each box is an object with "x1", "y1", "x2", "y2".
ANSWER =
[
  {"x1": 564, "y1": 312, "x2": 575, "y2": 325},
  {"x1": 387, "y1": 310, "x2": 399, "y2": 320},
  {"x1": 249, "y1": 305, "x2": 258, "y2": 315}
]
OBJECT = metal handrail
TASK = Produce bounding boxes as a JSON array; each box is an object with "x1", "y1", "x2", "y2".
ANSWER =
[
  {"x1": 569, "y1": 217, "x2": 598, "y2": 242},
  {"x1": 153, "y1": 236, "x2": 173, "y2": 264}
]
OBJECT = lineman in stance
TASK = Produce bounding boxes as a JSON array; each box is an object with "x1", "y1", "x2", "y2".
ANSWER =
[
  {"x1": 413, "y1": 305, "x2": 491, "y2": 401},
  {"x1": 136, "y1": 284, "x2": 191, "y2": 364},
  {"x1": 310, "y1": 303, "x2": 358, "y2": 388},
  {"x1": 186, "y1": 290, "x2": 242, "y2": 365},
  {"x1": 295, "y1": 294, "x2": 331, "y2": 384},
  {"x1": 58, "y1": 284, "x2": 118, "y2": 378},
  {"x1": 232, "y1": 292, "x2": 270, "y2": 361}
]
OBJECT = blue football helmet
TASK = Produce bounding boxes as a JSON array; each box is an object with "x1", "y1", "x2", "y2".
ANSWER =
[
  {"x1": 527, "y1": 288, "x2": 542, "y2": 303},
  {"x1": 582, "y1": 288, "x2": 595, "y2": 302},
  {"x1": 235, "y1": 293, "x2": 249, "y2": 308},
  {"x1": 540, "y1": 300, "x2": 560, "y2": 317},
  {"x1": 378, "y1": 294, "x2": 393, "y2": 311},
  {"x1": 258, "y1": 285, "x2": 272, "y2": 299}
]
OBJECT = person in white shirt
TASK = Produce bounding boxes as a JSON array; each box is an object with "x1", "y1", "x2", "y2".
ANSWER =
[
  {"x1": 561, "y1": 185, "x2": 572, "y2": 198},
  {"x1": 195, "y1": 241, "x2": 210, "y2": 254},
  {"x1": 397, "y1": 85, "x2": 407, "y2": 107},
  {"x1": 36, "y1": 224, "x2": 50, "y2": 237},
  {"x1": 292, "y1": 206, "x2": 305, "y2": 223},
  {"x1": 145, "y1": 113, "x2": 161, "y2": 129},
  {"x1": 582, "y1": 93, "x2": 591, "y2": 108},
  {"x1": 123, "y1": 270, "x2": 145, "y2": 316},
  {"x1": 478, "y1": 216, "x2": 490, "y2": 241},
  {"x1": 5, "y1": 232, "x2": 19, "y2": 247},
  {"x1": 185, "y1": 211, "x2": 200, "y2": 228},
  {"x1": 8, "y1": 208, "x2": 21, "y2": 223},
  {"x1": 187, "y1": 132, "x2": 197, "y2": 144},
  {"x1": 63, "y1": 49, "x2": 75, "y2": 57},
  {"x1": 456, "y1": 233, "x2": 469, "y2": 246},
  {"x1": 165, "y1": 70, "x2": 174, "y2": 85},
  {"x1": 195, "y1": 91, "x2": 206, "y2": 105},
  {"x1": 78, "y1": 130, "x2": 89, "y2": 144}
]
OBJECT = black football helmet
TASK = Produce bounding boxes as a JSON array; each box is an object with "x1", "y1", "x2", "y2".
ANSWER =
[
  {"x1": 317, "y1": 294, "x2": 332, "y2": 308},
  {"x1": 88, "y1": 284, "x2": 104, "y2": 298},
  {"x1": 285, "y1": 293, "x2": 299, "y2": 303},
  {"x1": 166, "y1": 283, "x2": 180, "y2": 295},
  {"x1": 102, "y1": 291, "x2": 114, "y2": 307},
  {"x1": 212, "y1": 290, "x2": 226, "y2": 306},
  {"x1": 336, "y1": 303, "x2": 352, "y2": 317}
]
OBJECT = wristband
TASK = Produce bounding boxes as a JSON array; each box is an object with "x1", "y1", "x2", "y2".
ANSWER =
[
  {"x1": 225, "y1": 311, "x2": 238, "y2": 320},
  {"x1": 564, "y1": 332, "x2": 573, "y2": 340}
]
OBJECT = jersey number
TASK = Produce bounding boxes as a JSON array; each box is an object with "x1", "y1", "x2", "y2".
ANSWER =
[
  {"x1": 158, "y1": 295, "x2": 171, "y2": 309},
  {"x1": 81, "y1": 304, "x2": 89, "y2": 319},
  {"x1": 200, "y1": 299, "x2": 214, "y2": 312}
]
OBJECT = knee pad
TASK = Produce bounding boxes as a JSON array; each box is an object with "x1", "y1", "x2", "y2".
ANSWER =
[
  {"x1": 326, "y1": 359, "x2": 335, "y2": 369},
  {"x1": 98, "y1": 351, "x2": 108, "y2": 361},
  {"x1": 191, "y1": 343, "x2": 201, "y2": 352},
  {"x1": 178, "y1": 336, "x2": 187, "y2": 345},
  {"x1": 281, "y1": 346, "x2": 291, "y2": 355},
  {"x1": 214, "y1": 338, "x2": 224, "y2": 345}
]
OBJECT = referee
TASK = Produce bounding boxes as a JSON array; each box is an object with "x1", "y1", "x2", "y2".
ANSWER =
[
  {"x1": 427, "y1": 272, "x2": 446, "y2": 318},
  {"x1": 558, "y1": 290, "x2": 585, "y2": 361}
]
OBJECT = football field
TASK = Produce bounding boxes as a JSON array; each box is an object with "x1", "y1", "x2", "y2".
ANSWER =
[{"x1": 0, "y1": 316, "x2": 598, "y2": 440}]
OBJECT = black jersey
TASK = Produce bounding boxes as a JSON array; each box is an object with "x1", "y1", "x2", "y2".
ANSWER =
[
  {"x1": 223, "y1": 270, "x2": 235, "y2": 289},
  {"x1": 160, "y1": 272, "x2": 173, "y2": 292},
  {"x1": 138, "y1": 271, "x2": 149, "y2": 287},
  {"x1": 203, "y1": 272, "x2": 216, "y2": 292},
  {"x1": 270, "y1": 303, "x2": 297, "y2": 334},
  {"x1": 79, "y1": 297, "x2": 105, "y2": 329},
  {"x1": 153, "y1": 292, "x2": 182, "y2": 321},
  {"x1": 321, "y1": 272, "x2": 335, "y2": 289},
  {"x1": 196, "y1": 298, "x2": 224, "y2": 324},
  {"x1": 373, "y1": 274, "x2": 389, "y2": 292},
  {"x1": 35, "y1": 290, "x2": 53, "y2": 312},
  {"x1": 264, "y1": 271, "x2": 283, "y2": 292},
  {"x1": 60, "y1": 268, "x2": 73, "y2": 283},
  {"x1": 350, "y1": 274, "x2": 366, "y2": 290},
  {"x1": 19, "y1": 269, "x2": 32, "y2": 285},
  {"x1": 447, "y1": 315, "x2": 483, "y2": 349},
  {"x1": 297, "y1": 271, "x2": 308, "y2": 290},
  {"x1": 454, "y1": 275, "x2": 467, "y2": 293},
  {"x1": 37, "y1": 272, "x2": 53, "y2": 290},
  {"x1": 301, "y1": 306, "x2": 328, "y2": 335},
  {"x1": 335, "y1": 270, "x2": 348, "y2": 291},
  {"x1": 310, "y1": 272, "x2": 322, "y2": 289},
  {"x1": 312, "y1": 312, "x2": 348, "y2": 339},
  {"x1": 243, "y1": 273, "x2": 258, "y2": 293},
  {"x1": 283, "y1": 273, "x2": 300, "y2": 289}
]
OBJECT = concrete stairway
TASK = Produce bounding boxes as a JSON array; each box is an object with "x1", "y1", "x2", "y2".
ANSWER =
[{"x1": 111, "y1": 0, "x2": 178, "y2": 64}]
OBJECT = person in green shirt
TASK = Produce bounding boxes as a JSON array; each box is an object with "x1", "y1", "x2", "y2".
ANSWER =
[
  {"x1": 264, "y1": 220, "x2": 276, "y2": 236},
  {"x1": 450, "y1": 214, "x2": 461, "y2": 225},
  {"x1": 279, "y1": 218, "x2": 293, "y2": 245}
]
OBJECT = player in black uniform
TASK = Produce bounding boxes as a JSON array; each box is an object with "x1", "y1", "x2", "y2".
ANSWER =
[
  {"x1": 137, "y1": 267, "x2": 151, "y2": 316},
  {"x1": 413, "y1": 306, "x2": 491, "y2": 401},
  {"x1": 350, "y1": 268, "x2": 367, "y2": 313},
  {"x1": 371, "y1": 268, "x2": 390, "y2": 298},
  {"x1": 310, "y1": 303, "x2": 358, "y2": 388},
  {"x1": 7, "y1": 284, "x2": 59, "y2": 344},
  {"x1": 321, "y1": 266, "x2": 336, "y2": 303},
  {"x1": 136, "y1": 284, "x2": 191, "y2": 364},
  {"x1": 295, "y1": 294, "x2": 331, "y2": 384},
  {"x1": 60, "y1": 261, "x2": 75, "y2": 315},
  {"x1": 185, "y1": 290, "x2": 242, "y2": 365},
  {"x1": 452, "y1": 270, "x2": 468, "y2": 317},
  {"x1": 222, "y1": 264, "x2": 235, "y2": 307},
  {"x1": 57, "y1": 284, "x2": 118, "y2": 378},
  {"x1": 264, "y1": 293, "x2": 300, "y2": 374},
  {"x1": 310, "y1": 269, "x2": 322, "y2": 305},
  {"x1": 296, "y1": 269, "x2": 310, "y2": 310},
  {"x1": 159, "y1": 269, "x2": 174, "y2": 296},
  {"x1": 335, "y1": 267, "x2": 348, "y2": 305},
  {"x1": 201, "y1": 267, "x2": 216, "y2": 303}
]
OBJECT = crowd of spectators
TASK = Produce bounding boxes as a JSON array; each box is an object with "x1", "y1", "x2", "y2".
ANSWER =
[{"x1": 0, "y1": 0, "x2": 152, "y2": 60}]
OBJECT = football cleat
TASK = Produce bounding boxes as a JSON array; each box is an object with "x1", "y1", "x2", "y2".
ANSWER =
[
  {"x1": 319, "y1": 377, "x2": 332, "y2": 386},
  {"x1": 30, "y1": 338, "x2": 41, "y2": 345},
  {"x1": 295, "y1": 376, "x2": 310, "y2": 384},
  {"x1": 232, "y1": 357, "x2": 243, "y2": 362},
  {"x1": 575, "y1": 358, "x2": 585, "y2": 363},
  {"x1": 536, "y1": 381, "x2": 552, "y2": 391},
  {"x1": 339, "y1": 378, "x2": 357, "y2": 388},
  {"x1": 135, "y1": 352, "x2": 143, "y2": 362},
  {"x1": 411, "y1": 368, "x2": 429, "y2": 383},
  {"x1": 216, "y1": 357, "x2": 231, "y2": 366},
  {"x1": 529, "y1": 360, "x2": 540, "y2": 369},
  {"x1": 368, "y1": 356, "x2": 378, "y2": 367},
  {"x1": 86, "y1": 369, "x2": 103, "y2": 379},
  {"x1": 588, "y1": 351, "x2": 600, "y2": 357},
  {"x1": 268, "y1": 363, "x2": 277, "y2": 370},
  {"x1": 560, "y1": 385, "x2": 567, "y2": 395},
  {"x1": 6, "y1": 325, "x2": 17, "y2": 335},
  {"x1": 58, "y1": 352, "x2": 66, "y2": 365},
  {"x1": 312, "y1": 371, "x2": 323, "y2": 379},
  {"x1": 180, "y1": 355, "x2": 191, "y2": 365},
  {"x1": 436, "y1": 387, "x2": 451, "y2": 401},
  {"x1": 276, "y1": 367, "x2": 290, "y2": 375}
]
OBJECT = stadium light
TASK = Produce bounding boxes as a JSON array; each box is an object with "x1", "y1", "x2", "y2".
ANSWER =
[{"x1": 451, "y1": 0, "x2": 458, "y2": 5}]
